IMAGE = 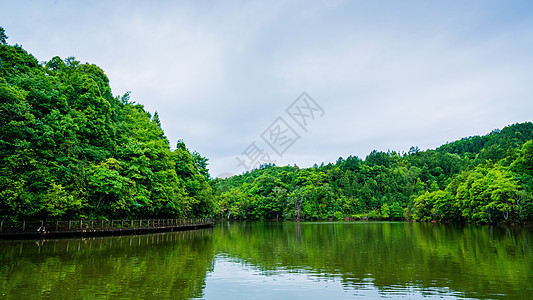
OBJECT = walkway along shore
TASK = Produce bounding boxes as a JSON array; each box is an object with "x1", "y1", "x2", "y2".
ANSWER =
[{"x1": 0, "y1": 218, "x2": 214, "y2": 240}]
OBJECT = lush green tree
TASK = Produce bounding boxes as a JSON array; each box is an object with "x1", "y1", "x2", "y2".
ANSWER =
[
  {"x1": 0, "y1": 39, "x2": 214, "y2": 220},
  {"x1": 192, "y1": 151, "x2": 210, "y2": 180},
  {"x1": 455, "y1": 166, "x2": 521, "y2": 223},
  {"x1": 0, "y1": 27, "x2": 7, "y2": 45},
  {"x1": 212, "y1": 122, "x2": 533, "y2": 223},
  {"x1": 390, "y1": 202, "x2": 404, "y2": 220}
]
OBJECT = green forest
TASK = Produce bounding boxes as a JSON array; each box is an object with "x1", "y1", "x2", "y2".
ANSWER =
[
  {"x1": 211, "y1": 123, "x2": 533, "y2": 224},
  {"x1": 1, "y1": 27, "x2": 532, "y2": 224},
  {"x1": 0, "y1": 28, "x2": 214, "y2": 221}
]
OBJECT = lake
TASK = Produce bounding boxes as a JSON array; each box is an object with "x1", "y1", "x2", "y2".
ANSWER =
[{"x1": 1, "y1": 222, "x2": 532, "y2": 299}]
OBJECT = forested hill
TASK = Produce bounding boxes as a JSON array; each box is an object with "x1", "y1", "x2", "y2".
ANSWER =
[
  {"x1": 211, "y1": 122, "x2": 533, "y2": 224},
  {"x1": 0, "y1": 30, "x2": 214, "y2": 221},
  {"x1": 437, "y1": 124, "x2": 533, "y2": 160}
]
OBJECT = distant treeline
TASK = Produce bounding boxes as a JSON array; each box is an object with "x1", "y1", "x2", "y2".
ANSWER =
[
  {"x1": 0, "y1": 28, "x2": 214, "y2": 221},
  {"x1": 211, "y1": 123, "x2": 533, "y2": 224}
]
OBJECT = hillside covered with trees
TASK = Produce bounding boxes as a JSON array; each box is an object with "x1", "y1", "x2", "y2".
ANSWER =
[
  {"x1": 1, "y1": 27, "x2": 532, "y2": 225},
  {"x1": 211, "y1": 123, "x2": 533, "y2": 224},
  {"x1": 0, "y1": 28, "x2": 214, "y2": 221}
]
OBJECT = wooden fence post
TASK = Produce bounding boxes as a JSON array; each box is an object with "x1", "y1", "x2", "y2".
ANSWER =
[{"x1": 22, "y1": 220, "x2": 26, "y2": 231}]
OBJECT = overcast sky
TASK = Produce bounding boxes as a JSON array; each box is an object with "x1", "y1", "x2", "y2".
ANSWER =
[{"x1": 2, "y1": 0, "x2": 532, "y2": 177}]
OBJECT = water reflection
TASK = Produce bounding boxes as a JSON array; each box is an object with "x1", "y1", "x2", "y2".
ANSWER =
[
  {"x1": 1, "y1": 222, "x2": 532, "y2": 299},
  {"x1": 0, "y1": 229, "x2": 215, "y2": 299},
  {"x1": 212, "y1": 222, "x2": 533, "y2": 299},
  {"x1": 201, "y1": 257, "x2": 468, "y2": 300}
]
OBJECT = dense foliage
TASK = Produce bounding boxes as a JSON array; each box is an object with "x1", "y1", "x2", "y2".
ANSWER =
[
  {"x1": 0, "y1": 29, "x2": 214, "y2": 221},
  {"x1": 212, "y1": 123, "x2": 533, "y2": 224}
]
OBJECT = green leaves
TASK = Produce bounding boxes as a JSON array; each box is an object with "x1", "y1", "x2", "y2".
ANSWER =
[
  {"x1": 453, "y1": 166, "x2": 519, "y2": 223},
  {"x1": 42, "y1": 183, "x2": 83, "y2": 218},
  {"x1": 213, "y1": 122, "x2": 533, "y2": 223},
  {"x1": 0, "y1": 42, "x2": 215, "y2": 220},
  {"x1": 0, "y1": 26, "x2": 7, "y2": 45}
]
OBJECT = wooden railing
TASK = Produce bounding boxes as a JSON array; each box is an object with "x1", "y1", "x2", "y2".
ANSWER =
[{"x1": 0, "y1": 218, "x2": 214, "y2": 233}]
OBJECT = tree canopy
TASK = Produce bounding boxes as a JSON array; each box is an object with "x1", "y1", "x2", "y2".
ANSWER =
[
  {"x1": 0, "y1": 26, "x2": 7, "y2": 45},
  {"x1": 0, "y1": 30, "x2": 213, "y2": 220},
  {"x1": 211, "y1": 122, "x2": 533, "y2": 224}
]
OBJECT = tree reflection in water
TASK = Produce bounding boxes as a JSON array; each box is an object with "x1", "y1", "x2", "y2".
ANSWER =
[{"x1": 1, "y1": 222, "x2": 532, "y2": 299}]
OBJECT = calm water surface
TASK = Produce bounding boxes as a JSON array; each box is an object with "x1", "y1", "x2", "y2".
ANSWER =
[{"x1": 1, "y1": 222, "x2": 532, "y2": 299}]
